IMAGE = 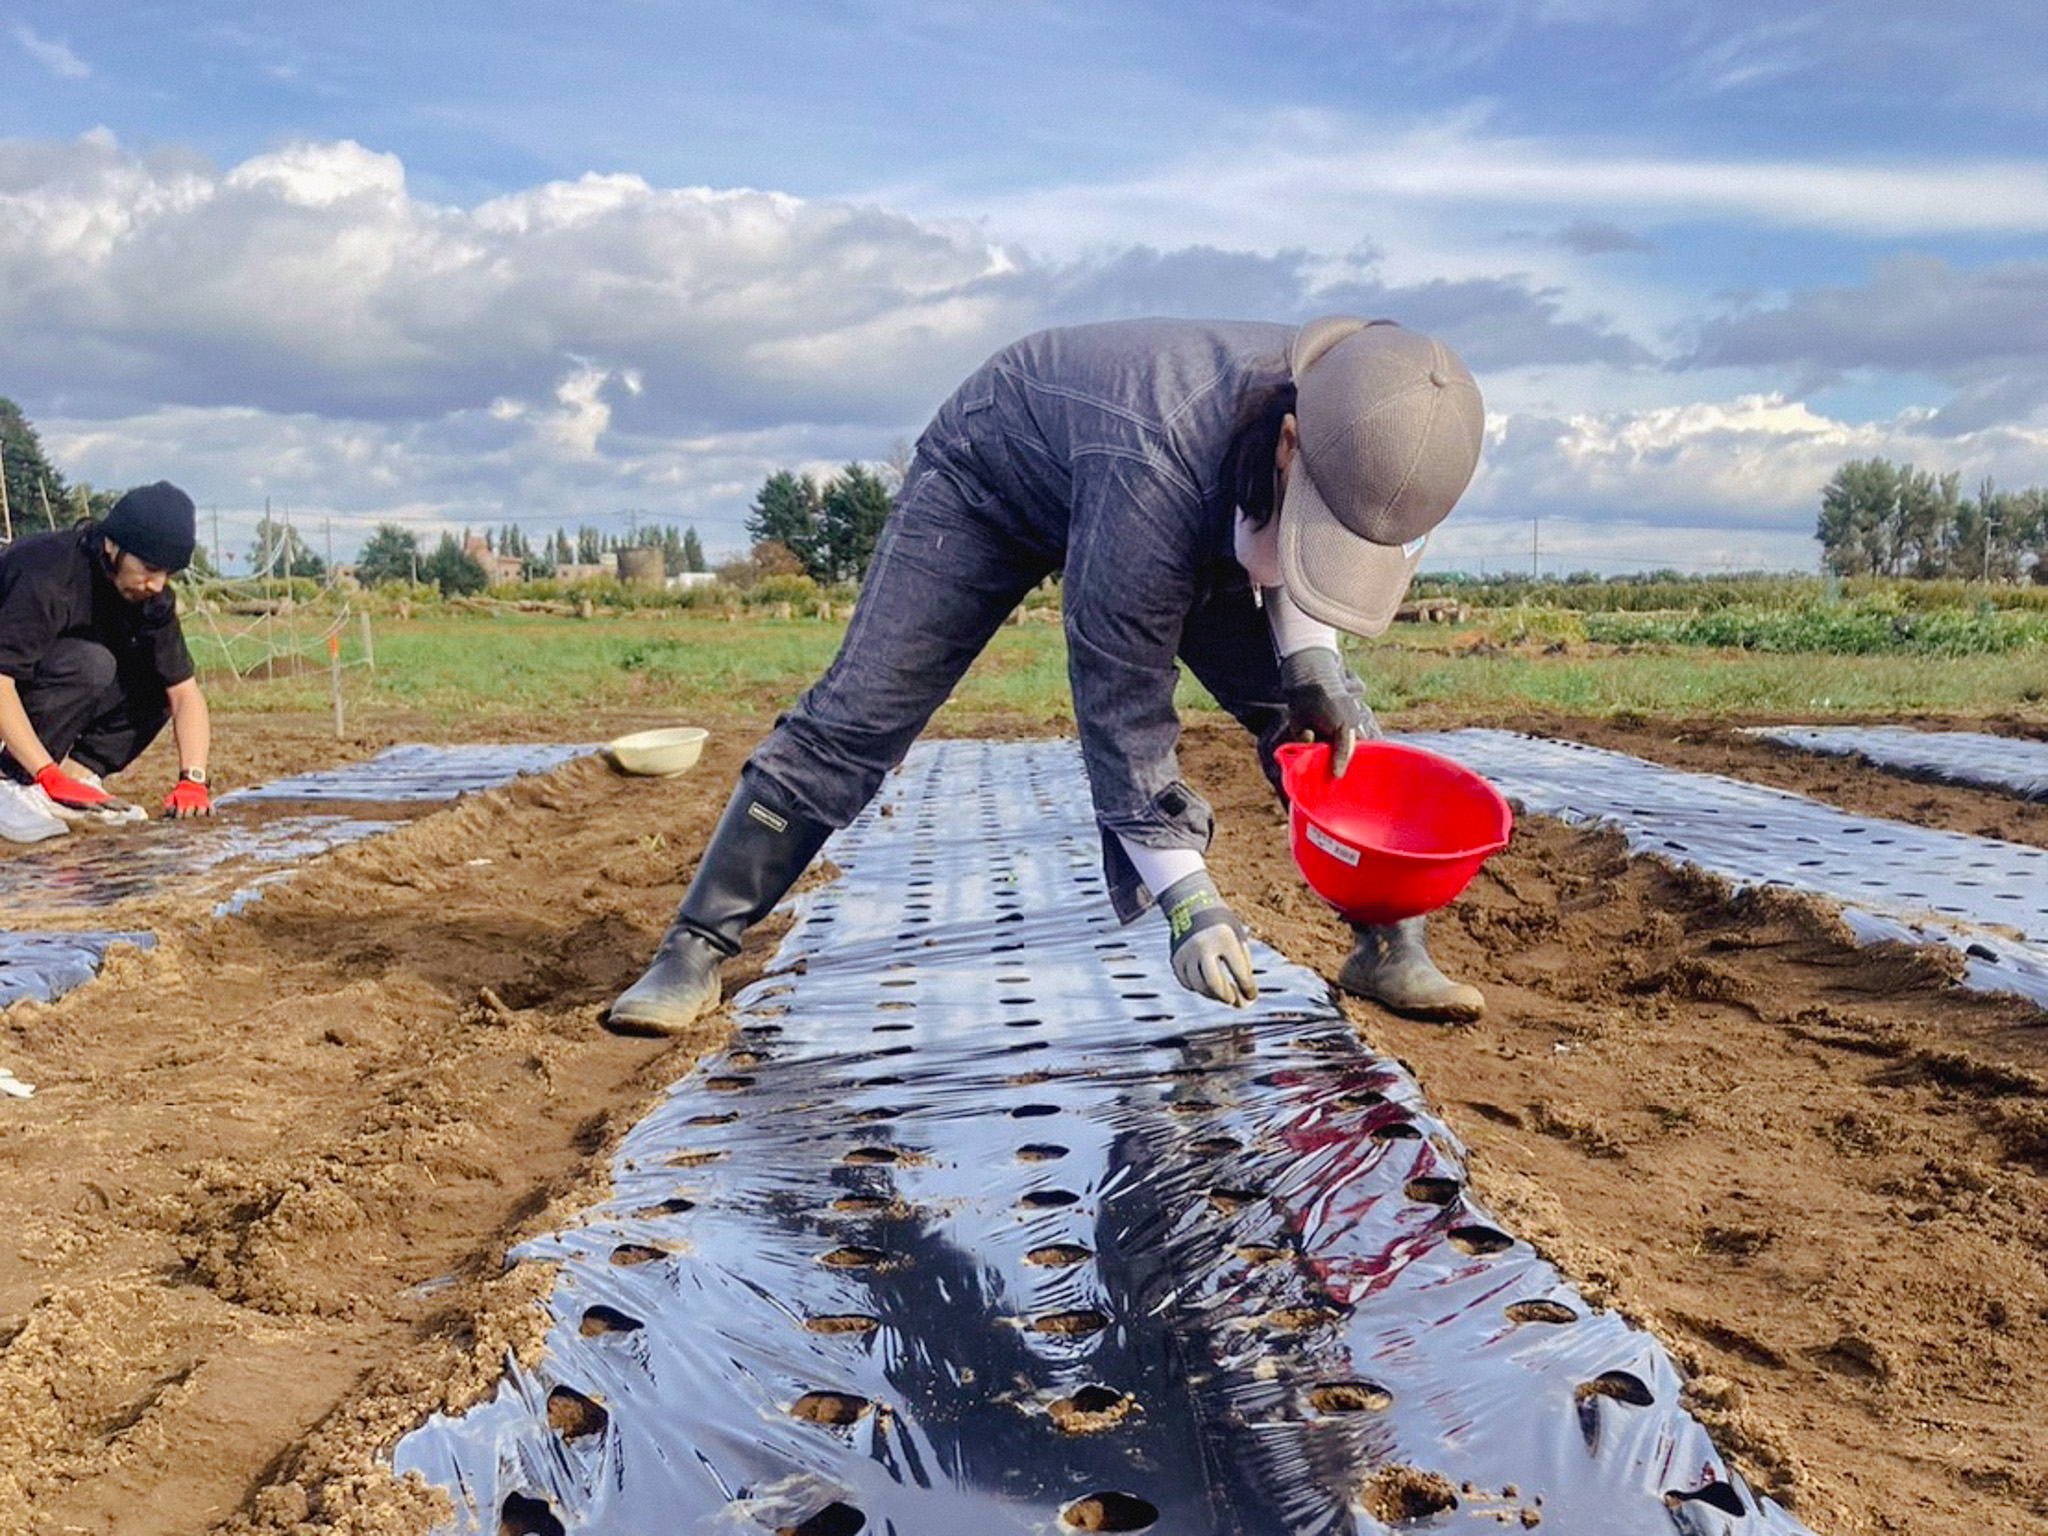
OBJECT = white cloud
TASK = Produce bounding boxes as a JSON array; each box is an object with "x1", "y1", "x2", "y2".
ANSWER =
[
  {"x1": 901, "y1": 107, "x2": 2048, "y2": 264},
  {"x1": 11, "y1": 128, "x2": 2046, "y2": 574},
  {"x1": 1688, "y1": 253, "x2": 2048, "y2": 430},
  {"x1": 1460, "y1": 390, "x2": 2048, "y2": 544},
  {"x1": 12, "y1": 24, "x2": 89, "y2": 80}
]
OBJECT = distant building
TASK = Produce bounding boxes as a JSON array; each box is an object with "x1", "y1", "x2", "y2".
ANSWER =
[{"x1": 463, "y1": 534, "x2": 526, "y2": 586}]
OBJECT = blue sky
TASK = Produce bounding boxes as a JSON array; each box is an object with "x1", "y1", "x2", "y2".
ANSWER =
[{"x1": 4, "y1": 1, "x2": 2045, "y2": 574}]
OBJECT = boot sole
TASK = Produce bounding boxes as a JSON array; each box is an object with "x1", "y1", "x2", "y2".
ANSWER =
[
  {"x1": 1337, "y1": 969, "x2": 1485, "y2": 1024},
  {"x1": 602, "y1": 1003, "x2": 719, "y2": 1038}
]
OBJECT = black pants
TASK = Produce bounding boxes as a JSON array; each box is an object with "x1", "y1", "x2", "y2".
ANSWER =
[{"x1": 1, "y1": 638, "x2": 170, "y2": 785}]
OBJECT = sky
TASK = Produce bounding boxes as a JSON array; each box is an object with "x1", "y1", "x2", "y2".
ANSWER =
[{"x1": 3, "y1": 1, "x2": 2046, "y2": 576}]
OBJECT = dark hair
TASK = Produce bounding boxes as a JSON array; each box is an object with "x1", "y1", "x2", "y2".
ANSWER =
[{"x1": 1218, "y1": 380, "x2": 1297, "y2": 529}]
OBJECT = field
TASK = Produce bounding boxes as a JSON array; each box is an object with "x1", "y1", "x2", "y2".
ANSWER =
[{"x1": 1, "y1": 610, "x2": 2045, "y2": 1535}]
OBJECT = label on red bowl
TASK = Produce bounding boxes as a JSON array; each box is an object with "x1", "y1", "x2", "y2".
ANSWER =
[{"x1": 1305, "y1": 822, "x2": 1362, "y2": 866}]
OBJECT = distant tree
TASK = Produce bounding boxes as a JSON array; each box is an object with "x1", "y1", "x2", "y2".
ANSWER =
[
  {"x1": 682, "y1": 525, "x2": 706, "y2": 573},
  {"x1": 576, "y1": 525, "x2": 603, "y2": 564},
  {"x1": 65, "y1": 481, "x2": 120, "y2": 521},
  {"x1": 249, "y1": 514, "x2": 327, "y2": 580},
  {"x1": 882, "y1": 437, "x2": 915, "y2": 493},
  {"x1": 0, "y1": 397, "x2": 67, "y2": 535},
  {"x1": 1898, "y1": 466, "x2": 1961, "y2": 579},
  {"x1": 355, "y1": 523, "x2": 423, "y2": 586},
  {"x1": 741, "y1": 539, "x2": 806, "y2": 581},
  {"x1": 421, "y1": 531, "x2": 488, "y2": 596},
  {"x1": 816, "y1": 462, "x2": 894, "y2": 583},
  {"x1": 1820, "y1": 456, "x2": 2046, "y2": 582},
  {"x1": 747, "y1": 471, "x2": 825, "y2": 578}
]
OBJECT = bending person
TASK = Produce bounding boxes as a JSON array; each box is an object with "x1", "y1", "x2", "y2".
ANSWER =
[
  {"x1": 609, "y1": 317, "x2": 1485, "y2": 1031},
  {"x1": 0, "y1": 483, "x2": 214, "y2": 844}
]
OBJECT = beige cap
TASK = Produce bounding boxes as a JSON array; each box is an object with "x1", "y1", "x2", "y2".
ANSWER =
[{"x1": 1277, "y1": 318, "x2": 1483, "y2": 636}]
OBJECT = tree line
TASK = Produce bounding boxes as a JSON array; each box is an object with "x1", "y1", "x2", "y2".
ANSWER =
[
  {"x1": 350, "y1": 520, "x2": 709, "y2": 593},
  {"x1": 1819, "y1": 459, "x2": 2048, "y2": 583},
  {"x1": 743, "y1": 464, "x2": 896, "y2": 585}
]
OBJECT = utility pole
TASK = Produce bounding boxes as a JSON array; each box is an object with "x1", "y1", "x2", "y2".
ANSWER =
[
  {"x1": 1531, "y1": 518, "x2": 1540, "y2": 579},
  {"x1": 0, "y1": 443, "x2": 11, "y2": 542},
  {"x1": 211, "y1": 507, "x2": 222, "y2": 573}
]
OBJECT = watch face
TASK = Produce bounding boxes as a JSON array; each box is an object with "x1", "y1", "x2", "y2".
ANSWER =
[{"x1": 182, "y1": 768, "x2": 208, "y2": 785}]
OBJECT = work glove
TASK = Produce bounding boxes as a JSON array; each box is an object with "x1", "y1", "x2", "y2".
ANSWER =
[
  {"x1": 1279, "y1": 646, "x2": 1373, "y2": 777},
  {"x1": 1158, "y1": 871, "x2": 1258, "y2": 1008},
  {"x1": 163, "y1": 775, "x2": 212, "y2": 819},
  {"x1": 34, "y1": 762, "x2": 114, "y2": 812}
]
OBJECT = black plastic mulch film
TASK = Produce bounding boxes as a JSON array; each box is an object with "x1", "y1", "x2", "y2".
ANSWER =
[
  {"x1": 396, "y1": 740, "x2": 1807, "y2": 1536},
  {"x1": 1743, "y1": 725, "x2": 2048, "y2": 801},
  {"x1": 218, "y1": 742, "x2": 597, "y2": 805},
  {"x1": 1404, "y1": 730, "x2": 2048, "y2": 1009},
  {"x1": 0, "y1": 929, "x2": 154, "y2": 1007},
  {"x1": 0, "y1": 745, "x2": 591, "y2": 1004}
]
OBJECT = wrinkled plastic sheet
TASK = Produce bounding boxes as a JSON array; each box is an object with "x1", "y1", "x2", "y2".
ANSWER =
[
  {"x1": 1407, "y1": 730, "x2": 2048, "y2": 1008},
  {"x1": 395, "y1": 739, "x2": 1808, "y2": 1536},
  {"x1": 0, "y1": 743, "x2": 598, "y2": 921},
  {"x1": 218, "y1": 742, "x2": 597, "y2": 804},
  {"x1": 0, "y1": 813, "x2": 400, "y2": 919},
  {"x1": 1742, "y1": 724, "x2": 2048, "y2": 800},
  {"x1": 0, "y1": 929, "x2": 154, "y2": 1007}
]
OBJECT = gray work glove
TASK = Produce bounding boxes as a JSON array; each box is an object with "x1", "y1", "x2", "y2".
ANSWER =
[
  {"x1": 1158, "y1": 871, "x2": 1258, "y2": 1008},
  {"x1": 1279, "y1": 646, "x2": 1373, "y2": 777}
]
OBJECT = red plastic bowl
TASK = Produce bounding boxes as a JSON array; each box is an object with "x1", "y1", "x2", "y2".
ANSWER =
[{"x1": 1275, "y1": 740, "x2": 1513, "y2": 925}]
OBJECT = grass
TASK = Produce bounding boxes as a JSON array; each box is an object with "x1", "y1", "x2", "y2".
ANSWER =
[{"x1": 188, "y1": 606, "x2": 2048, "y2": 731}]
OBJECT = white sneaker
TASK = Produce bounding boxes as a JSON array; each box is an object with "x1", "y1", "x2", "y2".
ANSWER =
[{"x1": 0, "y1": 779, "x2": 68, "y2": 843}]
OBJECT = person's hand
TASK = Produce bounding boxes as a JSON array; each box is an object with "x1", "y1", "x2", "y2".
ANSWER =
[
  {"x1": 163, "y1": 775, "x2": 212, "y2": 818},
  {"x1": 1280, "y1": 646, "x2": 1372, "y2": 776},
  {"x1": 33, "y1": 762, "x2": 113, "y2": 811},
  {"x1": 1159, "y1": 871, "x2": 1258, "y2": 1007}
]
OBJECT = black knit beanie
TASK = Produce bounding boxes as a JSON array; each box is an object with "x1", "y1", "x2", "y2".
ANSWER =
[{"x1": 100, "y1": 482, "x2": 198, "y2": 572}]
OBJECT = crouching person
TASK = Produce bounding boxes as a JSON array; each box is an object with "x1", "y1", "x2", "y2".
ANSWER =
[{"x1": 0, "y1": 482, "x2": 213, "y2": 843}]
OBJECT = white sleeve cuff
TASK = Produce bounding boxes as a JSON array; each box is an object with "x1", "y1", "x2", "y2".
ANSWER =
[{"x1": 1115, "y1": 833, "x2": 1208, "y2": 903}]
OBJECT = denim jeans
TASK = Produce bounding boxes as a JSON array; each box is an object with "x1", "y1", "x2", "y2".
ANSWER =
[
  {"x1": 749, "y1": 318, "x2": 1326, "y2": 922},
  {"x1": 751, "y1": 460, "x2": 1311, "y2": 922}
]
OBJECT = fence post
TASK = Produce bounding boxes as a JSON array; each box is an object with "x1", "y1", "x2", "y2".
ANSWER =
[{"x1": 329, "y1": 632, "x2": 344, "y2": 739}]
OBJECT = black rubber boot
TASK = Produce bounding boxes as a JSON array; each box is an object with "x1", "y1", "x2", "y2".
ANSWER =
[
  {"x1": 606, "y1": 774, "x2": 832, "y2": 1036},
  {"x1": 1337, "y1": 916, "x2": 1485, "y2": 1022}
]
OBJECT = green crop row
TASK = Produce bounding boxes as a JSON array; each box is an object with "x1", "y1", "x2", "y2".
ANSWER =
[{"x1": 1583, "y1": 600, "x2": 2048, "y2": 655}]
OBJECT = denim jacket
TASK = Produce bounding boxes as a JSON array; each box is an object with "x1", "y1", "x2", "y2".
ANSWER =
[{"x1": 915, "y1": 318, "x2": 1297, "y2": 920}]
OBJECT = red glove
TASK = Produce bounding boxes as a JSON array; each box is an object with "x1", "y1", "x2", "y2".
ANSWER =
[
  {"x1": 163, "y1": 775, "x2": 212, "y2": 818},
  {"x1": 34, "y1": 762, "x2": 112, "y2": 810}
]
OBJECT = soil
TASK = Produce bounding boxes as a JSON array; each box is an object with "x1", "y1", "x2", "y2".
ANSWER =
[{"x1": 1, "y1": 704, "x2": 2044, "y2": 1536}]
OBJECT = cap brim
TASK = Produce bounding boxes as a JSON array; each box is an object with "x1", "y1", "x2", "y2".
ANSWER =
[{"x1": 1277, "y1": 460, "x2": 1425, "y2": 637}]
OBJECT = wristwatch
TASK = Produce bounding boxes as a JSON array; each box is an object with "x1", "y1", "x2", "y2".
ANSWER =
[{"x1": 178, "y1": 766, "x2": 208, "y2": 785}]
